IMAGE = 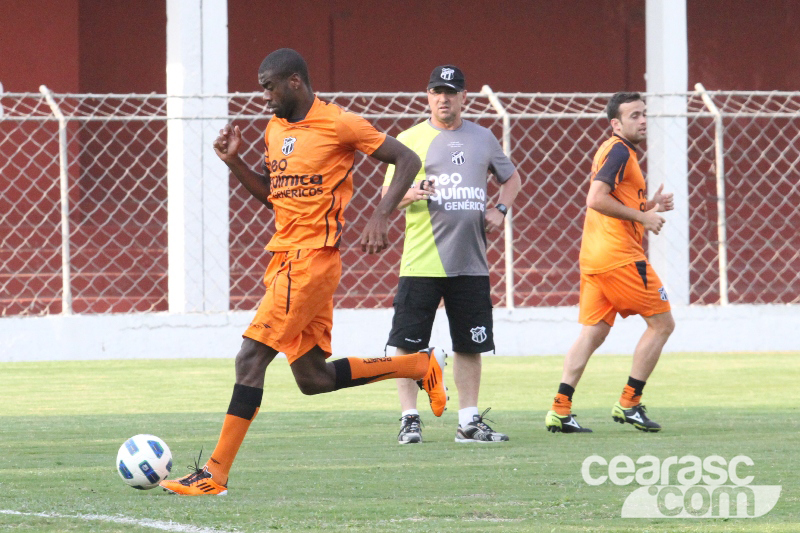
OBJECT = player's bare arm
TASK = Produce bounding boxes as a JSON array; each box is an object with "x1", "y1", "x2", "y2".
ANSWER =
[
  {"x1": 586, "y1": 179, "x2": 665, "y2": 234},
  {"x1": 485, "y1": 169, "x2": 523, "y2": 233},
  {"x1": 361, "y1": 136, "x2": 422, "y2": 253},
  {"x1": 213, "y1": 124, "x2": 273, "y2": 209},
  {"x1": 645, "y1": 183, "x2": 674, "y2": 212},
  {"x1": 380, "y1": 179, "x2": 436, "y2": 209}
]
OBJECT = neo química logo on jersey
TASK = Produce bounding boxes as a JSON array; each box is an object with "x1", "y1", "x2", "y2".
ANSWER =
[
  {"x1": 581, "y1": 454, "x2": 781, "y2": 518},
  {"x1": 427, "y1": 173, "x2": 485, "y2": 211}
]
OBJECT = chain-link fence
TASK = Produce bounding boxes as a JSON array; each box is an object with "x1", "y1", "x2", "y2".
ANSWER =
[{"x1": 1, "y1": 88, "x2": 798, "y2": 316}]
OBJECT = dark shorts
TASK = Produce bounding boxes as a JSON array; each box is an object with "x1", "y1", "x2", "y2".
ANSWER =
[{"x1": 387, "y1": 275, "x2": 494, "y2": 353}]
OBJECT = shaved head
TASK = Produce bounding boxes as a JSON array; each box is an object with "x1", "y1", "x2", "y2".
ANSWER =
[{"x1": 258, "y1": 48, "x2": 310, "y2": 86}]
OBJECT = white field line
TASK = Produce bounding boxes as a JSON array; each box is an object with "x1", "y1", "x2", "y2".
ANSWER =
[{"x1": 0, "y1": 510, "x2": 236, "y2": 533}]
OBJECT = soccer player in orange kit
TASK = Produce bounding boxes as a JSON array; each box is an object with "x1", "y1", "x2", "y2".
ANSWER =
[
  {"x1": 544, "y1": 92, "x2": 675, "y2": 434},
  {"x1": 161, "y1": 48, "x2": 446, "y2": 496}
]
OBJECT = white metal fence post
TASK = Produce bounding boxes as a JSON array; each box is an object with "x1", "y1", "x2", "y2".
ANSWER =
[
  {"x1": 166, "y1": 0, "x2": 229, "y2": 313},
  {"x1": 646, "y1": 0, "x2": 690, "y2": 306},
  {"x1": 199, "y1": 0, "x2": 230, "y2": 312},
  {"x1": 481, "y1": 85, "x2": 515, "y2": 309},
  {"x1": 39, "y1": 85, "x2": 73, "y2": 315},
  {"x1": 695, "y1": 83, "x2": 729, "y2": 305}
]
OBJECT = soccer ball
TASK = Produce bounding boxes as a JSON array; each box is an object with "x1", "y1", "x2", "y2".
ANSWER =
[{"x1": 116, "y1": 434, "x2": 173, "y2": 490}]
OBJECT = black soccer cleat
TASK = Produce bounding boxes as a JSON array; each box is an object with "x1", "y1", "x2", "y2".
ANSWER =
[
  {"x1": 612, "y1": 402, "x2": 661, "y2": 432},
  {"x1": 545, "y1": 411, "x2": 593, "y2": 433}
]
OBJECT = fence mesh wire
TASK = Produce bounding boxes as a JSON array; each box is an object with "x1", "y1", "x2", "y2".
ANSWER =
[{"x1": 1, "y1": 89, "x2": 798, "y2": 316}]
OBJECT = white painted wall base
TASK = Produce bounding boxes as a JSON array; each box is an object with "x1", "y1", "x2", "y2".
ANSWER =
[{"x1": 1, "y1": 305, "x2": 797, "y2": 362}]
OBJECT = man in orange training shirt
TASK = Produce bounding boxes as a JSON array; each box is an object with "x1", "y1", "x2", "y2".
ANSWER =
[
  {"x1": 161, "y1": 48, "x2": 447, "y2": 496},
  {"x1": 544, "y1": 92, "x2": 675, "y2": 434}
]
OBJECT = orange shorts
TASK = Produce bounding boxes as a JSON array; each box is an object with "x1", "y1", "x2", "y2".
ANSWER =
[
  {"x1": 243, "y1": 247, "x2": 341, "y2": 364},
  {"x1": 578, "y1": 260, "x2": 671, "y2": 327}
]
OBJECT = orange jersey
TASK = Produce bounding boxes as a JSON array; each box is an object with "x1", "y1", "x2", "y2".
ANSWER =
[
  {"x1": 263, "y1": 96, "x2": 387, "y2": 251},
  {"x1": 579, "y1": 134, "x2": 648, "y2": 274}
]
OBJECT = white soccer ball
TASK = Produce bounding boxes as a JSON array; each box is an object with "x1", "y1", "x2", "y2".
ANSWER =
[{"x1": 116, "y1": 434, "x2": 173, "y2": 490}]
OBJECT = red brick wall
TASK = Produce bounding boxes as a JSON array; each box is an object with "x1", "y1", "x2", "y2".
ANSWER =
[{"x1": 4, "y1": 1, "x2": 800, "y2": 94}]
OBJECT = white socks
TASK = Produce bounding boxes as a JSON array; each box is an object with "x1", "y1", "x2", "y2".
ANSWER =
[
  {"x1": 401, "y1": 409, "x2": 419, "y2": 422},
  {"x1": 458, "y1": 406, "x2": 479, "y2": 428},
  {"x1": 401, "y1": 407, "x2": 479, "y2": 427}
]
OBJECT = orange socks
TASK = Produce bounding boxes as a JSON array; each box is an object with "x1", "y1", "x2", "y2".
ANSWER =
[
  {"x1": 552, "y1": 393, "x2": 572, "y2": 415},
  {"x1": 332, "y1": 352, "x2": 429, "y2": 390},
  {"x1": 619, "y1": 377, "x2": 646, "y2": 408},
  {"x1": 551, "y1": 383, "x2": 575, "y2": 415},
  {"x1": 206, "y1": 384, "x2": 262, "y2": 486},
  {"x1": 619, "y1": 385, "x2": 641, "y2": 408},
  {"x1": 553, "y1": 378, "x2": 647, "y2": 414}
]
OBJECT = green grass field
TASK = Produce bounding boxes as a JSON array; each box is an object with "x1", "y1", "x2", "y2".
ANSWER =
[{"x1": 1, "y1": 353, "x2": 798, "y2": 532}]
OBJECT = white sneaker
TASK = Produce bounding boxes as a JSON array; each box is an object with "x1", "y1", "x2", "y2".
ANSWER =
[
  {"x1": 397, "y1": 414, "x2": 422, "y2": 444},
  {"x1": 454, "y1": 408, "x2": 509, "y2": 443}
]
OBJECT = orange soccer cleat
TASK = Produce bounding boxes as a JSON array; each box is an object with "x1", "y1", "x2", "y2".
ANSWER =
[
  {"x1": 160, "y1": 466, "x2": 228, "y2": 496},
  {"x1": 417, "y1": 347, "x2": 448, "y2": 417}
]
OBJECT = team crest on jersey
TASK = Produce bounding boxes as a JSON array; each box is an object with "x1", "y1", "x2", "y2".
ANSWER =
[
  {"x1": 440, "y1": 68, "x2": 455, "y2": 80},
  {"x1": 451, "y1": 151, "x2": 465, "y2": 165},
  {"x1": 282, "y1": 137, "x2": 297, "y2": 156},
  {"x1": 470, "y1": 326, "x2": 487, "y2": 344},
  {"x1": 658, "y1": 287, "x2": 668, "y2": 301}
]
